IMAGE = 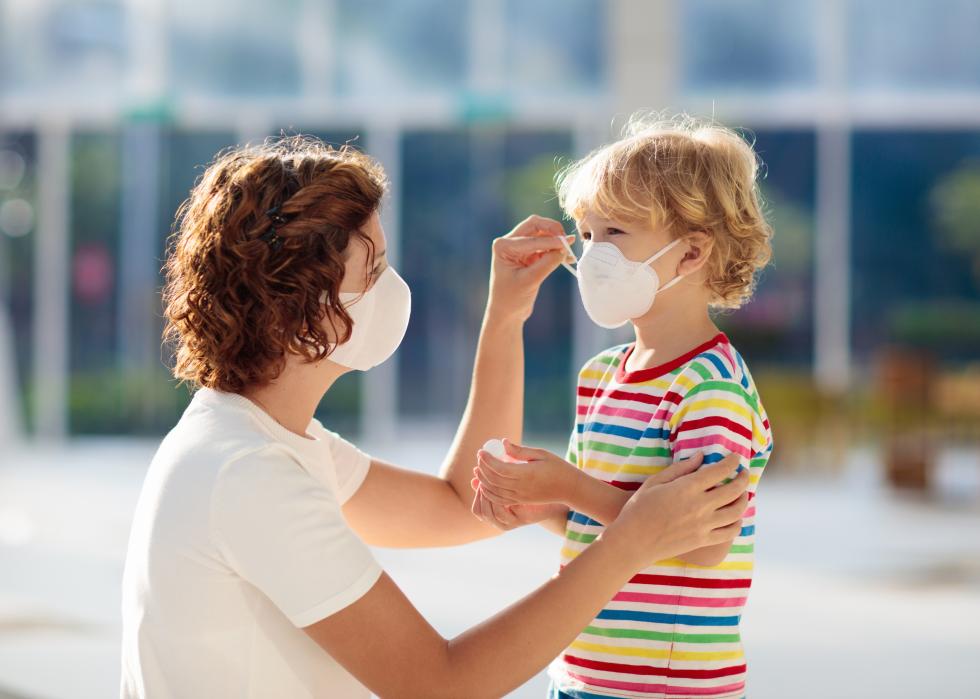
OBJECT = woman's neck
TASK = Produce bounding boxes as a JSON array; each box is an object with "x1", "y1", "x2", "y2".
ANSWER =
[
  {"x1": 628, "y1": 297, "x2": 718, "y2": 373},
  {"x1": 242, "y1": 357, "x2": 349, "y2": 438}
]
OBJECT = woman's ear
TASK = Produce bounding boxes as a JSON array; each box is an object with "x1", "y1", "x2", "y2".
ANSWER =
[{"x1": 677, "y1": 231, "x2": 714, "y2": 276}]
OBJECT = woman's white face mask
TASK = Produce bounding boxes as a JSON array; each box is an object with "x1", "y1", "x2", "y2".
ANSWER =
[
  {"x1": 323, "y1": 266, "x2": 412, "y2": 371},
  {"x1": 560, "y1": 235, "x2": 686, "y2": 329}
]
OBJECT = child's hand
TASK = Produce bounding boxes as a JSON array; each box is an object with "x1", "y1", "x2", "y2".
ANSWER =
[
  {"x1": 470, "y1": 478, "x2": 567, "y2": 531},
  {"x1": 473, "y1": 440, "x2": 581, "y2": 506}
]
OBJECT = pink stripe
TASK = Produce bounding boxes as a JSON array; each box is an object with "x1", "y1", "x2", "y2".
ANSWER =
[
  {"x1": 567, "y1": 670, "x2": 744, "y2": 696},
  {"x1": 596, "y1": 404, "x2": 656, "y2": 422},
  {"x1": 614, "y1": 591, "x2": 748, "y2": 608},
  {"x1": 674, "y1": 435, "x2": 752, "y2": 458},
  {"x1": 743, "y1": 506, "x2": 756, "y2": 517}
]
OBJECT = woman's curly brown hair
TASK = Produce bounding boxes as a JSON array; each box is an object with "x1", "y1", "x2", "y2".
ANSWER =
[{"x1": 162, "y1": 135, "x2": 388, "y2": 393}]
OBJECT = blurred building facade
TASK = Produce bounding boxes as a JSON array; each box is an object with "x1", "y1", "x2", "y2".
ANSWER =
[{"x1": 1, "y1": 0, "x2": 979, "y2": 449}]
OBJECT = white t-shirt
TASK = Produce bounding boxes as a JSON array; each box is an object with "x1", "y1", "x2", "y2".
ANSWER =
[{"x1": 120, "y1": 388, "x2": 381, "y2": 698}]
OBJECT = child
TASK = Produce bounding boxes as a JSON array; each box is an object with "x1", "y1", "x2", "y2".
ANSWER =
[{"x1": 473, "y1": 115, "x2": 774, "y2": 699}]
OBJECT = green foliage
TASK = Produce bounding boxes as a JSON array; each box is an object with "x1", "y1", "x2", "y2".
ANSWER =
[{"x1": 931, "y1": 161, "x2": 980, "y2": 285}]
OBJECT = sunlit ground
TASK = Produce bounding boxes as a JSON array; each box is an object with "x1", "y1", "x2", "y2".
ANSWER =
[{"x1": 1, "y1": 436, "x2": 979, "y2": 699}]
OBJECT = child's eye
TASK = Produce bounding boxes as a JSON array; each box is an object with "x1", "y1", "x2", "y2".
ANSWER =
[
  {"x1": 580, "y1": 230, "x2": 592, "y2": 241},
  {"x1": 607, "y1": 228, "x2": 626, "y2": 236}
]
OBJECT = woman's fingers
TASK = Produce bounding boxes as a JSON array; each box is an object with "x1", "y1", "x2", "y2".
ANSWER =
[
  {"x1": 706, "y1": 520, "x2": 744, "y2": 546},
  {"x1": 691, "y1": 453, "x2": 743, "y2": 490},
  {"x1": 505, "y1": 215, "x2": 566, "y2": 240},
  {"x1": 706, "y1": 468, "x2": 750, "y2": 509},
  {"x1": 648, "y1": 451, "x2": 704, "y2": 485},
  {"x1": 493, "y1": 235, "x2": 571, "y2": 265},
  {"x1": 710, "y1": 491, "x2": 750, "y2": 529}
]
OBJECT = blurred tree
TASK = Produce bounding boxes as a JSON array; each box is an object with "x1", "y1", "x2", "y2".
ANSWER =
[{"x1": 931, "y1": 161, "x2": 980, "y2": 287}]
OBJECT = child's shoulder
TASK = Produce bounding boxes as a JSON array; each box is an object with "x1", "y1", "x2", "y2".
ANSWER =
[{"x1": 674, "y1": 335, "x2": 762, "y2": 405}]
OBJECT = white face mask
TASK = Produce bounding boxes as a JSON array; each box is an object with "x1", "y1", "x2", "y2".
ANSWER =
[
  {"x1": 560, "y1": 236, "x2": 686, "y2": 329},
  {"x1": 324, "y1": 266, "x2": 412, "y2": 371}
]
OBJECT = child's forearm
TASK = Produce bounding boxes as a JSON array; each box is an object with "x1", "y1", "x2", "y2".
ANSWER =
[{"x1": 566, "y1": 470, "x2": 631, "y2": 525}]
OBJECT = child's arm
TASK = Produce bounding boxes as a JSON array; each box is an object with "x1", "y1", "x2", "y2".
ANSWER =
[
  {"x1": 475, "y1": 443, "x2": 740, "y2": 565},
  {"x1": 475, "y1": 443, "x2": 724, "y2": 526}
]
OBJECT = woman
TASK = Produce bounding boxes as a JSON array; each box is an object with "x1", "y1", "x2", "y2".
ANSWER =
[{"x1": 120, "y1": 136, "x2": 748, "y2": 698}]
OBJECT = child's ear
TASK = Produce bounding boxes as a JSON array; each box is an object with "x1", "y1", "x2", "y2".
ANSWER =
[{"x1": 677, "y1": 231, "x2": 714, "y2": 276}]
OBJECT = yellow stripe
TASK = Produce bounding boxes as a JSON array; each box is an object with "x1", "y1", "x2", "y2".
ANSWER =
[
  {"x1": 668, "y1": 398, "x2": 755, "y2": 429},
  {"x1": 655, "y1": 558, "x2": 755, "y2": 571},
  {"x1": 579, "y1": 369, "x2": 615, "y2": 381},
  {"x1": 583, "y1": 459, "x2": 667, "y2": 475},
  {"x1": 570, "y1": 640, "x2": 744, "y2": 662}
]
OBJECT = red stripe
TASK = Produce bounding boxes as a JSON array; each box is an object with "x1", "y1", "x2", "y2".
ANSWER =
[
  {"x1": 563, "y1": 655, "x2": 747, "y2": 680},
  {"x1": 675, "y1": 416, "x2": 752, "y2": 441},
  {"x1": 616, "y1": 333, "x2": 729, "y2": 384},
  {"x1": 628, "y1": 573, "x2": 753, "y2": 588},
  {"x1": 610, "y1": 480, "x2": 641, "y2": 491},
  {"x1": 578, "y1": 386, "x2": 664, "y2": 406}
]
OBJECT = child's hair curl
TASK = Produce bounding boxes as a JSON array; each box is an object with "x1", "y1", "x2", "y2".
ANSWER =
[{"x1": 556, "y1": 113, "x2": 773, "y2": 309}]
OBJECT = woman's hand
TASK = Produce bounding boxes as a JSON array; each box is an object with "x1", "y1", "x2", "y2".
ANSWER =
[
  {"x1": 473, "y1": 440, "x2": 581, "y2": 507},
  {"x1": 487, "y1": 215, "x2": 574, "y2": 323},
  {"x1": 603, "y1": 454, "x2": 750, "y2": 570}
]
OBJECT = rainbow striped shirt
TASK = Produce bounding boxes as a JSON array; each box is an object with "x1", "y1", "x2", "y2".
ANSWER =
[{"x1": 550, "y1": 333, "x2": 773, "y2": 699}]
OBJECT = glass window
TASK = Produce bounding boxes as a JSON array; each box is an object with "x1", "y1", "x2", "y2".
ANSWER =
[
  {"x1": 0, "y1": 131, "x2": 36, "y2": 429},
  {"x1": 169, "y1": 0, "x2": 302, "y2": 96},
  {"x1": 399, "y1": 128, "x2": 575, "y2": 435},
  {"x1": 849, "y1": 0, "x2": 980, "y2": 90},
  {"x1": 503, "y1": 0, "x2": 605, "y2": 94},
  {"x1": 851, "y1": 130, "x2": 980, "y2": 362},
  {"x1": 680, "y1": 0, "x2": 817, "y2": 92},
  {"x1": 68, "y1": 130, "x2": 123, "y2": 433},
  {"x1": 0, "y1": 0, "x2": 127, "y2": 97},
  {"x1": 717, "y1": 130, "x2": 816, "y2": 369},
  {"x1": 334, "y1": 0, "x2": 469, "y2": 96}
]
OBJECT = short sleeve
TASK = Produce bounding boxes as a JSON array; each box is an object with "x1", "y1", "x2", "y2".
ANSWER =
[
  {"x1": 565, "y1": 428, "x2": 579, "y2": 467},
  {"x1": 211, "y1": 446, "x2": 382, "y2": 628},
  {"x1": 309, "y1": 420, "x2": 373, "y2": 504},
  {"x1": 668, "y1": 379, "x2": 770, "y2": 493}
]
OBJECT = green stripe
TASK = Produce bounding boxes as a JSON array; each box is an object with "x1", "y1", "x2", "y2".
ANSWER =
[
  {"x1": 583, "y1": 625, "x2": 741, "y2": 645},
  {"x1": 566, "y1": 529, "x2": 598, "y2": 544},
  {"x1": 729, "y1": 544, "x2": 754, "y2": 554},
  {"x1": 584, "y1": 440, "x2": 674, "y2": 459},
  {"x1": 690, "y1": 361, "x2": 713, "y2": 381},
  {"x1": 682, "y1": 380, "x2": 760, "y2": 412}
]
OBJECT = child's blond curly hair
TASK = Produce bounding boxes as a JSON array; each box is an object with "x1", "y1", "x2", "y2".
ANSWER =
[{"x1": 556, "y1": 113, "x2": 773, "y2": 309}]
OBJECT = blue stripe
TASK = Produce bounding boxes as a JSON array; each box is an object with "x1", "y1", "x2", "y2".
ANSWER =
[
  {"x1": 735, "y1": 352, "x2": 750, "y2": 388},
  {"x1": 551, "y1": 685, "x2": 619, "y2": 699},
  {"x1": 582, "y1": 421, "x2": 671, "y2": 441},
  {"x1": 702, "y1": 352, "x2": 732, "y2": 379},
  {"x1": 740, "y1": 525, "x2": 755, "y2": 536},
  {"x1": 596, "y1": 609, "x2": 740, "y2": 626},
  {"x1": 569, "y1": 510, "x2": 602, "y2": 527}
]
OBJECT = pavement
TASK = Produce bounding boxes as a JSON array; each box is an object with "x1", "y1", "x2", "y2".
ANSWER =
[{"x1": 1, "y1": 436, "x2": 979, "y2": 698}]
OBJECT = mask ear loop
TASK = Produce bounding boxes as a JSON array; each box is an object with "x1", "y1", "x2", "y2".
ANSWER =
[
  {"x1": 558, "y1": 235, "x2": 579, "y2": 278},
  {"x1": 642, "y1": 236, "x2": 687, "y2": 291}
]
